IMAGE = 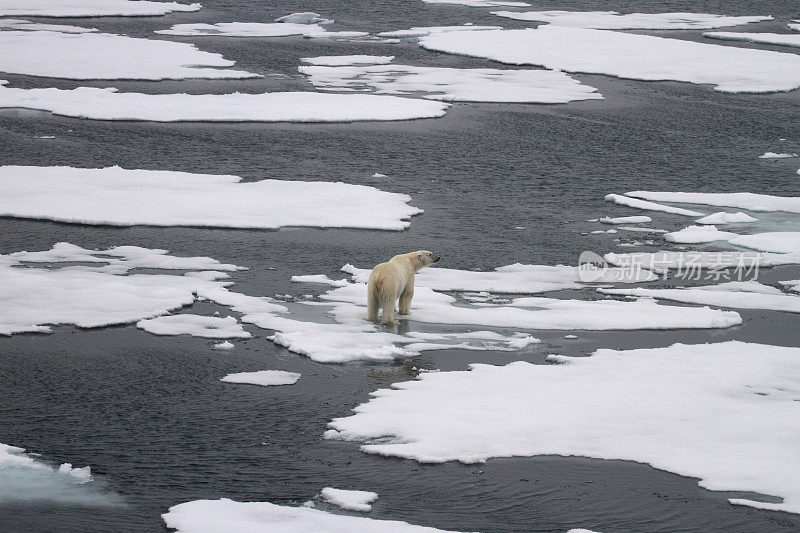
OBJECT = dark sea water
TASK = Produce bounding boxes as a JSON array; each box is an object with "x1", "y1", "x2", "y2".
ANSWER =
[{"x1": 1, "y1": 1, "x2": 799, "y2": 531}]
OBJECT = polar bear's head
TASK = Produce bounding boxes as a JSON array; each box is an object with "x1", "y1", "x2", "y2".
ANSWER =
[{"x1": 409, "y1": 250, "x2": 440, "y2": 271}]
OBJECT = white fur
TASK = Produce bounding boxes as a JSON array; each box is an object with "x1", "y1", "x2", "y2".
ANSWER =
[{"x1": 366, "y1": 250, "x2": 439, "y2": 326}]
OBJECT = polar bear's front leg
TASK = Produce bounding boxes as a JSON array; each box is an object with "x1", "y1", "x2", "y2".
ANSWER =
[{"x1": 398, "y1": 283, "x2": 414, "y2": 315}]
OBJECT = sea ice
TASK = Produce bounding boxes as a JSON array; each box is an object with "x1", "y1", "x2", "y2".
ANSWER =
[
  {"x1": 290, "y1": 275, "x2": 349, "y2": 287},
  {"x1": 0, "y1": 19, "x2": 97, "y2": 33},
  {"x1": 490, "y1": 11, "x2": 771, "y2": 30},
  {"x1": 0, "y1": 83, "x2": 449, "y2": 122},
  {"x1": 599, "y1": 281, "x2": 800, "y2": 313},
  {"x1": 604, "y1": 251, "x2": 800, "y2": 270},
  {"x1": 604, "y1": 194, "x2": 705, "y2": 216},
  {"x1": 320, "y1": 487, "x2": 379, "y2": 511},
  {"x1": 275, "y1": 12, "x2": 332, "y2": 24},
  {"x1": 599, "y1": 215, "x2": 651, "y2": 224},
  {"x1": 695, "y1": 212, "x2": 758, "y2": 224},
  {"x1": 162, "y1": 498, "x2": 460, "y2": 532},
  {"x1": 213, "y1": 341, "x2": 235, "y2": 350},
  {"x1": 156, "y1": 22, "x2": 367, "y2": 39},
  {"x1": 0, "y1": 243, "x2": 238, "y2": 335},
  {"x1": 343, "y1": 261, "x2": 656, "y2": 291},
  {"x1": 0, "y1": 166, "x2": 424, "y2": 230},
  {"x1": 0, "y1": 442, "x2": 119, "y2": 505},
  {"x1": 0, "y1": 31, "x2": 257, "y2": 80},
  {"x1": 624, "y1": 191, "x2": 800, "y2": 214},
  {"x1": 705, "y1": 32, "x2": 800, "y2": 49},
  {"x1": 758, "y1": 152, "x2": 799, "y2": 159},
  {"x1": 0, "y1": 0, "x2": 200, "y2": 17},
  {"x1": 664, "y1": 225, "x2": 740, "y2": 244},
  {"x1": 301, "y1": 55, "x2": 395, "y2": 66},
  {"x1": 422, "y1": 0, "x2": 529, "y2": 7},
  {"x1": 419, "y1": 26, "x2": 800, "y2": 93},
  {"x1": 220, "y1": 370, "x2": 301, "y2": 386},
  {"x1": 137, "y1": 315, "x2": 252, "y2": 339},
  {"x1": 299, "y1": 63, "x2": 602, "y2": 103},
  {"x1": 665, "y1": 226, "x2": 800, "y2": 253},
  {"x1": 377, "y1": 25, "x2": 502, "y2": 39},
  {"x1": 326, "y1": 341, "x2": 800, "y2": 513}
]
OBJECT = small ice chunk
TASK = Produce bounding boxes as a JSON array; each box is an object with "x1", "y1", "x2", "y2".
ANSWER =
[
  {"x1": 372, "y1": 173, "x2": 388, "y2": 178},
  {"x1": 605, "y1": 194, "x2": 705, "y2": 216},
  {"x1": 759, "y1": 152, "x2": 798, "y2": 159},
  {"x1": 301, "y1": 55, "x2": 394, "y2": 66},
  {"x1": 275, "y1": 12, "x2": 332, "y2": 25},
  {"x1": 564, "y1": 334, "x2": 578, "y2": 339},
  {"x1": 695, "y1": 212, "x2": 758, "y2": 224},
  {"x1": 664, "y1": 225, "x2": 739, "y2": 244},
  {"x1": 137, "y1": 315, "x2": 252, "y2": 339},
  {"x1": 320, "y1": 487, "x2": 379, "y2": 512},
  {"x1": 213, "y1": 341, "x2": 235, "y2": 350},
  {"x1": 291, "y1": 275, "x2": 349, "y2": 287},
  {"x1": 599, "y1": 215, "x2": 652, "y2": 224},
  {"x1": 220, "y1": 370, "x2": 301, "y2": 386}
]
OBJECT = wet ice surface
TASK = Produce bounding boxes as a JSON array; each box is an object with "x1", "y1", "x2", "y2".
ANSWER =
[{"x1": 2, "y1": 0, "x2": 800, "y2": 531}]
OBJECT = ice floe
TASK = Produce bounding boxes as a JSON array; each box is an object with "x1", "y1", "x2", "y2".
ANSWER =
[
  {"x1": 0, "y1": 243, "x2": 239, "y2": 335},
  {"x1": 377, "y1": 25, "x2": 502, "y2": 39},
  {"x1": 0, "y1": 0, "x2": 200, "y2": 17},
  {"x1": 220, "y1": 370, "x2": 301, "y2": 386},
  {"x1": 320, "y1": 487, "x2": 379, "y2": 511},
  {"x1": 624, "y1": 191, "x2": 800, "y2": 214},
  {"x1": 137, "y1": 315, "x2": 252, "y2": 339},
  {"x1": 423, "y1": 0, "x2": 529, "y2": 7},
  {"x1": 604, "y1": 194, "x2": 705, "y2": 216},
  {"x1": 0, "y1": 19, "x2": 97, "y2": 33},
  {"x1": 0, "y1": 166, "x2": 423, "y2": 230},
  {"x1": 759, "y1": 152, "x2": 799, "y2": 159},
  {"x1": 419, "y1": 26, "x2": 800, "y2": 93},
  {"x1": 342, "y1": 261, "x2": 658, "y2": 291},
  {"x1": 664, "y1": 226, "x2": 800, "y2": 253},
  {"x1": 299, "y1": 62, "x2": 602, "y2": 103},
  {"x1": 156, "y1": 22, "x2": 367, "y2": 39},
  {"x1": 490, "y1": 11, "x2": 771, "y2": 30},
  {"x1": 213, "y1": 341, "x2": 235, "y2": 350},
  {"x1": 275, "y1": 12, "x2": 332, "y2": 25},
  {"x1": 0, "y1": 31, "x2": 257, "y2": 80},
  {"x1": 695, "y1": 212, "x2": 758, "y2": 224},
  {"x1": 325, "y1": 341, "x2": 800, "y2": 513},
  {"x1": 664, "y1": 225, "x2": 740, "y2": 244},
  {"x1": 162, "y1": 498, "x2": 459, "y2": 532},
  {"x1": 0, "y1": 442, "x2": 119, "y2": 505},
  {"x1": 599, "y1": 281, "x2": 800, "y2": 313},
  {"x1": 604, "y1": 251, "x2": 800, "y2": 271},
  {"x1": 705, "y1": 32, "x2": 800, "y2": 49},
  {"x1": 599, "y1": 215, "x2": 651, "y2": 224},
  {"x1": 301, "y1": 55, "x2": 395, "y2": 66},
  {"x1": 0, "y1": 83, "x2": 449, "y2": 122}
]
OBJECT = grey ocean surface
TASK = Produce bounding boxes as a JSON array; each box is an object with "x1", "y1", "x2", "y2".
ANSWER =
[{"x1": 1, "y1": 0, "x2": 800, "y2": 531}]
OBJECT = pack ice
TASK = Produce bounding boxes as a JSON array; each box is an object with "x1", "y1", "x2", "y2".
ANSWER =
[
  {"x1": 0, "y1": 83, "x2": 450, "y2": 122},
  {"x1": 0, "y1": 166, "x2": 423, "y2": 230},
  {"x1": 419, "y1": 26, "x2": 800, "y2": 93},
  {"x1": 0, "y1": 0, "x2": 200, "y2": 17},
  {"x1": 156, "y1": 22, "x2": 367, "y2": 39},
  {"x1": 0, "y1": 31, "x2": 257, "y2": 80},
  {"x1": 490, "y1": 11, "x2": 771, "y2": 30},
  {"x1": 326, "y1": 341, "x2": 800, "y2": 514}
]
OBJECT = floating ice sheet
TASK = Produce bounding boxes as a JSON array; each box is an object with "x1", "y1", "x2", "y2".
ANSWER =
[
  {"x1": 0, "y1": 31, "x2": 257, "y2": 80},
  {"x1": 156, "y1": 22, "x2": 367, "y2": 39},
  {"x1": 162, "y1": 498, "x2": 460, "y2": 532},
  {"x1": 0, "y1": 243, "x2": 238, "y2": 335},
  {"x1": 625, "y1": 191, "x2": 800, "y2": 214},
  {"x1": 599, "y1": 215, "x2": 652, "y2": 224},
  {"x1": 326, "y1": 341, "x2": 800, "y2": 513},
  {"x1": 604, "y1": 194, "x2": 705, "y2": 216},
  {"x1": 320, "y1": 487, "x2": 379, "y2": 511},
  {"x1": 490, "y1": 11, "x2": 771, "y2": 30},
  {"x1": 423, "y1": 0, "x2": 529, "y2": 7},
  {"x1": 0, "y1": 166, "x2": 423, "y2": 230},
  {"x1": 0, "y1": 442, "x2": 120, "y2": 506},
  {"x1": 220, "y1": 370, "x2": 301, "y2": 386},
  {"x1": 275, "y1": 12, "x2": 332, "y2": 24},
  {"x1": 599, "y1": 281, "x2": 800, "y2": 313},
  {"x1": 604, "y1": 251, "x2": 800, "y2": 270},
  {"x1": 377, "y1": 25, "x2": 502, "y2": 39},
  {"x1": 759, "y1": 152, "x2": 799, "y2": 159},
  {"x1": 301, "y1": 55, "x2": 395, "y2": 66},
  {"x1": 419, "y1": 26, "x2": 800, "y2": 93},
  {"x1": 137, "y1": 315, "x2": 252, "y2": 339},
  {"x1": 705, "y1": 32, "x2": 800, "y2": 49},
  {"x1": 0, "y1": 0, "x2": 200, "y2": 17},
  {"x1": 0, "y1": 83, "x2": 449, "y2": 122},
  {"x1": 695, "y1": 212, "x2": 758, "y2": 224},
  {"x1": 0, "y1": 19, "x2": 97, "y2": 33},
  {"x1": 299, "y1": 63, "x2": 602, "y2": 103}
]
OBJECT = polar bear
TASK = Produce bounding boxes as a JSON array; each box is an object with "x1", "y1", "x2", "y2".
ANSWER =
[{"x1": 366, "y1": 250, "x2": 440, "y2": 326}]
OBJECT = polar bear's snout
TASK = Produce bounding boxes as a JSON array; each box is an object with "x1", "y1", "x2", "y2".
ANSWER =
[{"x1": 432, "y1": 253, "x2": 440, "y2": 263}]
